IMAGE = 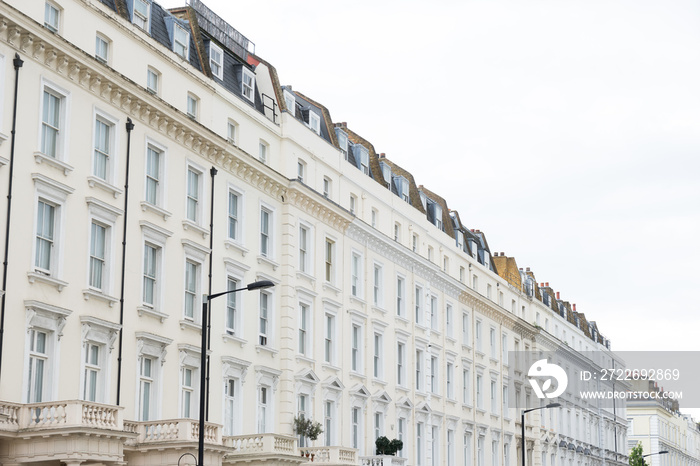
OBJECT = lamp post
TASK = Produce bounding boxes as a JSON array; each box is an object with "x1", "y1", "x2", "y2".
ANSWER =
[
  {"x1": 642, "y1": 450, "x2": 669, "y2": 464},
  {"x1": 521, "y1": 403, "x2": 560, "y2": 466},
  {"x1": 196, "y1": 279, "x2": 275, "y2": 466}
]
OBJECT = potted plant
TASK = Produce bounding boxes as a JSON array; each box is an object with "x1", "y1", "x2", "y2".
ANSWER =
[
  {"x1": 293, "y1": 415, "x2": 324, "y2": 445},
  {"x1": 375, "y1": 436, "x2": 404, "y2": 456}
]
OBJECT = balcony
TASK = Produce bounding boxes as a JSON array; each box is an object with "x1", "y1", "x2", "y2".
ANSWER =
[
  {"x1": 124, "y1": 418, "x2": 221, "y2": 445},
  {"x1": 224, "y1": 433, "x2": 303, "y2": 465},
  {"x1": 300, "y1": 445, "x2": 358, "y2": 464},
  {"x1": 0, "y1": 399, "x2": 124, "y2": 432},
  {"x1": 360, "y1": 455, "x2": 407, "y2": 466}
]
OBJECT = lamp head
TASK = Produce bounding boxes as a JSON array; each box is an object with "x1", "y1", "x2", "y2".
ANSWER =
[{"x1": 247, "y1": 280, "x2": 275, "y2": 291}]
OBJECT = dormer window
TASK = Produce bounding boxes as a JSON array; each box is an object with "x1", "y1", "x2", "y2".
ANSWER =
[
  {"x1": 456, "y1": 231, "x2": 464, "y2": 250},
  {"x1": 133, "y1": 0, "x2": 150, "y2": 30},
  {"x1": 395, "y1": 176, "x2": 409, "y2": 202},
  {"x1": 335, "y1": 129, "x2": 348, "y2": 159},
  {"x1": 209, "y1": 42, "x2": 223, "y2": 79},
  {"x1": 380, "y1": 163, "x2": 391, "y2": 185},
  {"x1": 173, "y1": 24, "x2": 189, "y2": 59},
  {"x1": 308, "y1": 112, "x2": 321, "y2": 135},
  {"x1": 353, "y1": 145, "x2": 370, "y2": 175},
  {"x1": 469, "y1": 239, "x2": 478, "y2": 259},
  {"x1": 428, "y1": 202, "x2": 443, "y2": 230},
  {"x1": 241, "y1": 68, "x2": 255, "y2": 102},
  {"x1": 284, "y1": 90, "x2": 295, "y2": 113}
]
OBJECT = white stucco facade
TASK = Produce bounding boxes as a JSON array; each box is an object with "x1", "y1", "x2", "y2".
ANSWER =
[{"x1": 0, "y1": 1, "x2": 627, "y2": 466}]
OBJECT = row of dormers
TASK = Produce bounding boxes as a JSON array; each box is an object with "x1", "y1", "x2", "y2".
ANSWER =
[{"x1": 96, "y1": 0, "x2": 609, "y2": 350}]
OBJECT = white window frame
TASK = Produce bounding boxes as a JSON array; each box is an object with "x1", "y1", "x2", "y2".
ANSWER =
[
  {"x1": 396, "y1": 275, "x2": 405, "y2": 317},
  {"x1": 95, "y1": 33, "x2": 109, "y2": 64},
  {"x1": 416, "y1": 348, "x2": 424, "y2": 392},
  {"x1": 173, "y1": 23, "x2": 189, "y2": 59},
  {"x1": 430, "y1": 355, "x2": 438, "y2": 394},
  {"x1": 429, "y1": 294, "x2": 438, "y2": 331},
  {"x1": 462, "y1": 311, "x2": 470, "y2": 347},
  {"x1": 297, "y1": 159, "x2": 306, "y2": 182},
  {"x1": 92, "y1": 108, "x2": 119, "y2": 185},
  {"x1": 323, "y1": 177, "x2": 331, "y2": 198},
  {"x1": 324, "y1": 311, "x2": 337, "y2": 365},
  {"x1": 284, "y1": 89, "x2": 295, "y2": 113},
  {"x1": 255, "y1": 367, "x2": 279, "y2": 433},
  {"x1": 298, "y1": 221, "x2": 312, "y2": 274},
  {"x1": 241, "y1": 67, "x2": 255, "y2": 102},
  {"x1": 308, "y1": 111, "x2": 321, "y2": 135},
  {"x1": 372, "y1": 262, "x2": 383, "y2": 307},
  {"x1": 139, "y1": 222, "x2": 172, "y2": 314},
  {"x1": 447, "y1": 361, "x2": 455, "y2": 400},
  {"x1": 351, "y1": 322, "x2": 363, "y2": 374},
  {"x1": 132, "y1": 0, "x2": 150, "y2": 31},
  {"x1": 227, "y1": 185, "x2": 243, "y2": 243},
  {"x1": 462, "y1": 366, "x2": 471, "y2": 405},
  {"x1": 85, "y1": 198, "x2": 120, "y2": 296},
  {"x1": 183, "y1": 259, "x2": 200, "y2": 323},
  {"x1": 144, "y1": 138, "x2": 167, "y2": 209},
  {"x1": 446, "y1": 303, "x2": 454, "y2": 339},
  {"x1": 415, "y1": 285, "x2": 424, "y2": 326},
  {"x1": 186, "y1": 93, "x2": 198, "y2": 120},
  {"x1": 258, "y1": 140, "x2": 268, "y2": 164},
  {"x1": 39, "y1": 79, "x2": 71, "y2": 162},
  {"x1": 298, "y1": 300, "x2": 312, "y2": 357},
  {"x1": 147, "y1": 67, "x2": 160, "y2": 94},
  {"x1": 44, "y1": 1, "x2": 61, "y2": 33},
  {"x1": 222, "y1": 357, "x2": 248, "y2": 436},
  {"x1": 79, "y1": 317, "x2": 119, "y2": 404},
  {"x1": 260, "y1": 204, "x2": 274, "y2": 259},
  {"x1": 135, "y1": 332, "x2": 171, "y2": 421},
  {"x1": 324, "y1": 238, "x2": 335, "y2": 284},
  {"x1": 351, "y1": 251, "x2": 362, "y2": 298},
  {"x1": 225, "y1": 276, "x2": 240, "y2": 336},
  {"x1": 258, "y1": 290, "x2": 273, "y2": 347},
  {"x1": 373, "y1": 331, "x2": 383, "y2": 380},
  {"x1": 179, "y1": 348, "x2": 200, "y2": 419},
  {"x1": 209, "y1": 41, "x2": 223, "y2": 79},
  {"x1": 227, "y1": 119, "x2": 237, "y2": 144},
  {"x1": 185, "y1": 162, "x2": 204, "y2": 225},
  {"x1": 31, "y1": 175, "x2": 72, "y2": 283},
  {"x1": 397, "y1": 341, "x2": 406, "y2": 387}
]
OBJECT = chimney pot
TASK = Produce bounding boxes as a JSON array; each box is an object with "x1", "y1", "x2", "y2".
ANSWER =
[
  {"x1": 545, "y1": 282, "x2": 549, "y2": 287},
  {"x1": 573, "y1": 304, "x2": 577, "y2": 311},
  {"x1": 556, "y1": 292, "x2": 560, "y2": 300},
  {"x1": 519, "y1": 268, "x2": 523, "y2": 271},
  {"x1": 470, "y1": 229, "x2": 475, "y2": 232},
  {"x1": 526, "y1": 267, "x2": 530, "y2": 272},
  {"x1": 342, "y1": 122, "x2": 347, "y2": 127}
]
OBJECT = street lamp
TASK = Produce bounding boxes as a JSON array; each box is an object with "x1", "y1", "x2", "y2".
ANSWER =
[
  {"x1": 196, "y1": 279, "x2": 275, "y2": 466},
  {"x1": 642, "y1": 451, "x2": 669, "y2": 459},
  {"x1": 521, "y1": 403, "x2": 560, "y2": 466}
]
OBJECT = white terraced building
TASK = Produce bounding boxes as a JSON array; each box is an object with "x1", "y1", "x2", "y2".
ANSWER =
[{"x1": 0, "y1": 1, "x2": 627, "y2": 466}]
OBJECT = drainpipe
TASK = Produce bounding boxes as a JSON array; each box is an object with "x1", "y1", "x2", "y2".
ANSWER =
[
  {"x1": 205, "y1": 166, "x2": 217, "y2": 420},
  {"x1": 0, "y1": 54, "x2": 23, "y2": 382},
  {"x1": 116, "y1": 117, "x2": 135, "y2": 405}
]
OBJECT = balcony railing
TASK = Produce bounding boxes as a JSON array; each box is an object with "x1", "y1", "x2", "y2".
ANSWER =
[
  {"x1": 125, "y1": 419, "x2": 221, "y2": 445},
  {"x1": 299, "y1": 446, "x2": 358, "y2": 464},
  {"x1": 360, "y1": 455, "x2": 407, "y2": 466},
  {"x1": 0, "y1": 400, "x2": 123, "y2": 431},
  {"x1": 224, "y1": 433, "x2": 297, "y2": 456}
]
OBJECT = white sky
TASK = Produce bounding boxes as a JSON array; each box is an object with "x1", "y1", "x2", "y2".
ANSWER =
[{"x1": 157, "y1": 0, "x2": 700, "y2": 412}]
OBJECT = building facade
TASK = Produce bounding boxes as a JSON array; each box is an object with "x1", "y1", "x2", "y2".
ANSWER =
[
  {"x1": 0, "y1": 1, "x2": 627, "y2": 465},
  {"x1": 627, "y1": 380, "x2": 700, "y2": 466}
]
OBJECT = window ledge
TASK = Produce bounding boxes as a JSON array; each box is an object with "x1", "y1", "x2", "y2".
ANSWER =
[
  {"x1": 476, "y1": 408, "x2": 487, "y2": 415},
  {"x1": 137, "y1": 305, "x2": 168, "y2": 322},
  {"x1": 322, "y1": 282, "x2": 340, "y2": 295},
  {"x1": 322, "y1": 363, "x2": 341, "y2": 373},
  {"x1": 372, "y1": 378, "x2": 388, "y2": 387},
  {"x1": 82, "y1": 288, "x2": 118, "y2": 307},
  {"x1": 349, "y1": 371, "x2": 366, "y2": 381},
  {"x1": 396, "y1": 385, "x2": 409, "y2": 394},
  {"x1": 256, "y1": 345, "x2": 278, "y2": 357},
  {"x1": 296, "y1": 270, "x2": 316, "y2": 284},
  {"x1": 179, "y1": 319, "x2": 202, "y2": 331},
  {"x1": 140, "y1": 201, "x2": 172, "y2": 220},
  {"x1": 87, "y1": 176, "x2": 123, "y2": 198},
  {"x1": 370, "y1": 305, "x2": 386, "y2": 316},
  {"x1": 296, "y1": 355, "x2": 315, "y2": 365},
  {"x1": 0, "y1": 132, "x2": 7, "y2": 146},
  {"x1": 349, "y1": 295, "x2": 366, "y2": 307},
  {"x1": 462, "y1": 344, "x2": 472, "y2": 352},
  {"x1": 462, "y1": 403, "x2": 473, "y2": 410},
  {"x1": 33, "y1": 151, "x2": 74, "y2": 175},
  {"x1": 27, "y1": 271, "x2": 68, "y2": 291},
  {"x1": 394, "y1": 314, "x2": 409, "y2": 325},
  {"x1": 430, "y1": 393, "x2": 442, "y2": 401},
  {"x1": 446, "y1": 336, "x2": 457, "y2": 344},
  {"x1": 182, "y1": 220, "x2": 209, "y2": 238},
  {"x1": 224, "y1": 239, "x2": 248, "y2": 256},
  {"x1": 446, "y1": 397, "x2": 457, "y2": 405},
  {"x1": 256, "y1": 255, "x2": 279, "y2": 271},
  {"x1": 222, "y1": 333, "x2": 247, "y2": 347}
]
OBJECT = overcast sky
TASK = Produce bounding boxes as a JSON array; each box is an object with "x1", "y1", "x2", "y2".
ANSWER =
[{"x1": 157, "y1": 0, "x2": 700, "y2": 412}]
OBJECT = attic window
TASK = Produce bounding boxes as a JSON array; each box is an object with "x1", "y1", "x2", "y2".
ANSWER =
[
  {"x1": 395, "y1": 176, "x2": 409, "y2": 202},
  {"x1": 133, "y1": 0, "x2": 150, "y2": 31},
  {"x1": 456, "y1": 231, "x2": 464, "y2": 250},
  {"x1": 173, "y1": 24, "x2": 189, "y2": 59},
  {"x1": 283, "y1": 90, "x2": 295, "y2": 113},
  {"x1": 429, "y1": 203, "x2": 443, "y2": 230},
  {"x1": 308, "y1": 112, "x2": 321, "y2": 135},
  {"x1": 380, "y1": 163, "x2": 391, "y2": 185},
  {"x1": 353, "y1": 146, "x2": 370, "y2": 175},
  {"x1": 209, "y1": 42, "x2": 223, "y2": 79},
  {"x1": 335, "y1": 129, "x2": 348, "y2": 159},
  {"x1": 241, "y1": 68, "x2": 255, "y2": 102}
]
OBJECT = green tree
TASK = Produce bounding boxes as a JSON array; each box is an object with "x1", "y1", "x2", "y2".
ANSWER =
[{"x1": 629, "y1": 442, "x2": 648, "y2": 466}]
